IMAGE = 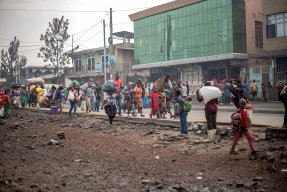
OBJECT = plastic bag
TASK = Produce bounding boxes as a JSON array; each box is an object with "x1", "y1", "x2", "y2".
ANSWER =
[
  {"x1": 81, "y1": 100, "x2": 86, "y2": 111},
  {"x1": 67, "y1": 90, "x2": 74, "y2": 101},
  {"x1": 102, "y1": 80, "x2": 116, "y2": 93},
  {"x1": 0, "y1": 107, "x2": 4, "y2": 117},
  {"x1": 80, "y1": 83, "x2": 89, "y2": 91},
  {"x1": 199, "y1": 86, "x2": 222, "y2": 104}
]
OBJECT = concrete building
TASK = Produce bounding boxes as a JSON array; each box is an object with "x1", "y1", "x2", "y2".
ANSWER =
[
  {"x1": 129, "y1": 0, "x2": 248, "y2": 93},
  {"x1": 245, "y1": 0, "x2": 270, "y2": 97},
  {"x1": 24, "y1": 65, "x2": 55, "y2": 80},
  {"x1": 129, "y1": 0, "x2": 271, "y2": 95},
  {"x1": 261, "y1": 0, "x2": 287, "y2": 91},
  {"x1": 69, "y1": 40, "x2": 138, "y2": 84}
]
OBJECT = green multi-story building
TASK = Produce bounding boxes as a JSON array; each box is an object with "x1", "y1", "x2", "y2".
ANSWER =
[{"x1": 129, "y1": 0, "x2": 253, "y2": 92}]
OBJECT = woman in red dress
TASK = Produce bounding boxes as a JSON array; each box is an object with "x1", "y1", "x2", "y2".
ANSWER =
[{"x1": 149, "y1": 87, "x2": 160, "y2": 118}]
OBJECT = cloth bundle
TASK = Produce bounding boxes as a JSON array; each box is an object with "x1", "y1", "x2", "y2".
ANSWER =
[{"x1": 199, "y1": 86, "x2": 222, "y2": 104}]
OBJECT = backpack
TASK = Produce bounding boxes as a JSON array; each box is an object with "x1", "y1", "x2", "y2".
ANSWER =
[
  {"x1": 280, "y1": 85, "x2": 287, "y2": 99},
  {"x1": 183, "y1": 100, "x2": 192, "y2": 112},
  {"x1": 276, "y1": 80, "x2": 287, "y2": 90}
]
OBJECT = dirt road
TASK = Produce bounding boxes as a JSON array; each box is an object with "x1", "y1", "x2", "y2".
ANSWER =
[{"x1": 1, "y1": 109, "x2": 287, "y2": 192}]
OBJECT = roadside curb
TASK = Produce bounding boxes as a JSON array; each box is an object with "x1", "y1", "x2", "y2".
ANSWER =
[{"x1": 24, "y1": 107, "x2": 275, "y2": 129}]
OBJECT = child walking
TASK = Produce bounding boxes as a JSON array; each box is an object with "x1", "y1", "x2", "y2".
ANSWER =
[
  {"x1": 174, "y1": 90, "x2": 192, "y2": 135},
  {"x1": 230, "y1": 98, "x2": 256, "y2": 155},
  {"x1": 149, "y1": 87, "x2": 160, "y2": 118},
  {"x1": 104, "y1": 92, "x2": 117, "y2": 127},
  {"x1": 159, "y1": 90, "x2": 167, "y2": 119}
]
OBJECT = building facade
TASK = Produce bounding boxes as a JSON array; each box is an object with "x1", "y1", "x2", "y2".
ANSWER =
[
  {"x1": 130, "y1": 0, "x2": 250, "y2": 94},
  {"x1": 69, "y1": 42, "x2": 138, "y2": 85},
  {"x1": 262, "y1": 0, "x2": 287, "y2": 98}
]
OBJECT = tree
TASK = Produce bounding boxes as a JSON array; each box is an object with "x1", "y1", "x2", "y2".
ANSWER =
[
  {"x1": 0, "y1": 36, "x2": 27, "y2": 84},
  {"x1": 38, "y1": 16, "x2": 71, "y2": 83}
]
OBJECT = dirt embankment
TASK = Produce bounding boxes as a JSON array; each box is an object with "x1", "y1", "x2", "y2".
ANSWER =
[{"x1": 0, "y1": 109, "x2": 287, "y2": 192}]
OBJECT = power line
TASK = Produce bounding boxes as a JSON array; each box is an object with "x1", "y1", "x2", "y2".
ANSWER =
[
  {"x1": 19, "y1": 48, "x2": 40, "y2": 52},
  {"x1": 0, "y1": 37, "x2": 41, "y2": 44},
  {"x1": 0, "y1": 44, "x2": 43, "y2": 47},
  {"x1": 113, "y1": 7, "x2": 151, "y2": 12},
  {"x1": 73, "y1": 14, "x2": 107, "y2": 36},
  {"x1": 78, "y1": 30, "x2": 102, "y2": 45},
  {"x1": 0, "y1": 8, "x2": 108, "y2": 13},
  {"x1": 113, "y1": 21, "x2": 132, "y2": 25},
  {"x1": 74, "y1": 20, "x2": 102, "y2": 42}
]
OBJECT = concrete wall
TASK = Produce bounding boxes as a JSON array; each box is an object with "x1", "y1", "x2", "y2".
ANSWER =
[
  {"x1": 262, "y1": 0, "x2": 287, "y2": 51},
  {"x1": 245, "y1": 0, "x2": 263, "y2": 55},
  {"x1": 182, "y1": 64, "x2": 203, "y2": 95}
]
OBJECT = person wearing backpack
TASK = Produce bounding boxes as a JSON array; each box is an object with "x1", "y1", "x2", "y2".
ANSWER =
[
  {"x1": 230, "y1": 99, "x2": 257, "y2": 155},
  {"x1": 174, "y1": 90, "x2": 191, "y2": 135}
]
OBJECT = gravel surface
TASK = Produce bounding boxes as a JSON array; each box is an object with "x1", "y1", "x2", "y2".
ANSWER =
[{"x1": 0, "y1": 109, "x2": 287, "y2": 192}]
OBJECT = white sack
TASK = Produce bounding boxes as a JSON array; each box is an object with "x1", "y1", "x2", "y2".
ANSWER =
[{"x1": 199, "y1": 86, "x2": 222, "y2": 104}]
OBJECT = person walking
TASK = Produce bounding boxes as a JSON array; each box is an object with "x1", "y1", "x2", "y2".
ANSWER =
[
  {"x1": 0, "y1": 89, "x2": 11, "y2": 117},
  {"x1": 182, "y1": 82, "x2": 187, "y2": 99},
  {"x1": 223, "y1": 80, "x2": 231, "y2": 105},
  {"x1": 174, "y1": 90, "x2": 192, "y2": 135},
  {"x1": 230, "y1": 76, "x2": 246, "y2": 108},
  {"x1": 163, "y1": 74, "x2": 174, "y2": 118},
  {"x1": 84, "y1": 79, "x2": 95, "y2": 113},
  {"x1": 197, "y1": 81, "x2": 218, "y2": 141},
  {"x1": 134, "y1": 81, "x2": 145, "y2": 117},
  {"x1": 186, "y1": 81, "x2": 190, "y2": 96},
  {"x1": 68, "y1": 82, "x2": 80, "y2": 118},
  {"x1": 104, "y1": 92, "x2": 117, "y2": 128},
  {"x1": 94, "y1": 81, "x2": 102, "y2": 112},
  {"x1": 261, "y1": 82, "x2": 266, "y2": 102},
  {"x1": 266, "y1": 81, "x2": 273, "y2": 101},
  {"x1": 277, "y1": 80, "x2": 287, "y2": 128},
  {"x1": 250, "y1": 80, "x2": 258, "y2": 102},
  {"x1": 230, "y1": 99, "x2": 256, "y2": 155},
  {"x1": 113, "y1": 73, "x2": 123, "y2": 116},
  {"x1": 149, "y1": 87, "x2": 160, "y2": 118},
  {"x1": 54, "y1": 86, "x2": 64, "y2": 115}
]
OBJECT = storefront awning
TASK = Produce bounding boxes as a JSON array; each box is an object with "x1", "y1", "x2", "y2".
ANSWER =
[{"x1": 132, "y1": 53, "x2": 249, "y2": 70}]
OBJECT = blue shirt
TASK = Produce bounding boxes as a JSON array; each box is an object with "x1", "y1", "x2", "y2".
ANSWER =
[
  {"x1": 54, "y1": 90, "x2": 62, "y2": 100},
  {"x1": 86, "y1": 87, "x2": 94, "y2": 97}
]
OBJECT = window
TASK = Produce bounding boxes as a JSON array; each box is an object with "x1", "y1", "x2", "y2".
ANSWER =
[
  {"x1": 267, "y1": 12, "x2": 287, "y2": 38},
  {"x1": 255, "y1": 21, "x2": 263, "y2": 48},
  {"x1": 253, "y1": 67, "x2": 260, "y2": 74},
  {"x1": 74, "y1": 59, "x2": 81, "y2": 71},
  {"x1": 88, "y1": 57, "x2": 95, "y2": 71}
]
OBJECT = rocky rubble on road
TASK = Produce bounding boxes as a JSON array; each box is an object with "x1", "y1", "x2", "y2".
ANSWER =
[{"x1": 1, "y1": 109, "x2": 287, "y2": 192}]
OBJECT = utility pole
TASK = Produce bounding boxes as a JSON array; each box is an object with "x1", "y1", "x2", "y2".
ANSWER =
[
  {"x1": 103, "y1": 19, "x2": 107, "y2": 83},
  {"x1": 72, "y1": 35, "x2": 74, "y2": 51},
  {"x1": 15, "y1": 61, "x2": 18, "y2": 84},
  {"x1": 109, "y1": 8, "x2": 113, "y2": 79},
  {"x1": 56, "y1": 40, "x2": 59, "y2": 84}
]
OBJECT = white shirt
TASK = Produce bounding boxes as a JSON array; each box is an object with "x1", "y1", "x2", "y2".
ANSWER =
[{"x1": 182, "y1": 85, "x2": 187, "y2": 97}]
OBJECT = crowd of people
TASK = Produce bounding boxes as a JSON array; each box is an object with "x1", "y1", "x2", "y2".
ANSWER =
[
  {"x1": 1, "y1": 73, "x2": 287, "y2": 156},
  {"x1": 206, "y1": 77, "x2": 274, "y2": 106}
]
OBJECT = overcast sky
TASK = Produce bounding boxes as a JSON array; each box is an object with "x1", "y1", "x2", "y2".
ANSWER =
[{"x1": 0, "y1": 0, "x2": 172, "y2": 66}]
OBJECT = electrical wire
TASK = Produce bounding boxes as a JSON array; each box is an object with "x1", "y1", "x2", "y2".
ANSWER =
[
  {"x1": 0, "y1": 8, "x2": 108, "y2": 13},
  {"x1": 113, "y1": 7, "x2": 151, "y2": 12},
  {"x1": 74, "y1": 13, "x2": 108, "y2": 42},
  {"x1": 113, "y1": 21, "x2": 132, "y2": 25}
]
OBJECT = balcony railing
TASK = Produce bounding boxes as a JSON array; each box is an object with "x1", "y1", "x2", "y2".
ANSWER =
[{"x1": 65, "y1": 65, "x2": 109, "y2": 76}]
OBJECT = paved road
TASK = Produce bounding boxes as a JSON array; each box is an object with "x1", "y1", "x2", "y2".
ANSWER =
[{"x1": 60, "y1": 101, "x2": 284, "y2": 127}]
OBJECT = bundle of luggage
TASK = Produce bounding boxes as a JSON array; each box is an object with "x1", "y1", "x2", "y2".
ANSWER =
[{"x1": 102, "y1": 80, "x2": 117, "y2": 93}]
